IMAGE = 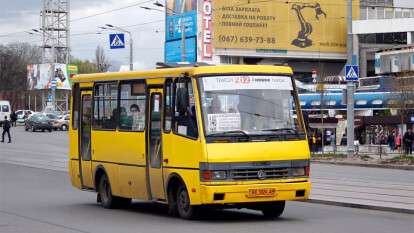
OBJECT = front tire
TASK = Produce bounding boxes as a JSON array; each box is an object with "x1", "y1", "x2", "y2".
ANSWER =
[
  {"x1": 61, "y1": 124, "x2": 68, "y2": 131},
  {"x1": 261, "y1": 201, "x2": 285, "y2": 219},
  {"x1": 176, "y1": 184, "x2": 199, "y2": 219}
]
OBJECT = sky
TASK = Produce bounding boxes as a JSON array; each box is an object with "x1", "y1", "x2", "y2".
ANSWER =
[
  {"x1": 0, "y1": 0, "x2": 165, "y2": 70},
  {"x1": 1, "y1": 0, "x2": 414, "y2": 71}
]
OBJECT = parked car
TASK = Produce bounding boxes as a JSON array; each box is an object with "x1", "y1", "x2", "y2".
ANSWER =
[
  {"x1": 49, "y1": 114, "x2": 70, "y2": 131},
  {"x1": 25, "y1": 114, "x2": 53, "y2": 132},
  {"x1": 0, "y1": 100, "x2": 11, "y2": 126},
  {"x1": 15, "y1": 110, "x2": 35, "y2": 124}
]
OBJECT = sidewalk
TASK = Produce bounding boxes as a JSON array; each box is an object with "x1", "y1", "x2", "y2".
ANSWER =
[{"x1": 309, "y1": 163, "x2": 414, "y2": 214}]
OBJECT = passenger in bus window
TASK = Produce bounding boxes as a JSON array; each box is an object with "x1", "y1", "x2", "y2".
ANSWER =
[
  {"x1": 208, "y1": 95, "x2": 222, "y2": 114},
  {"x1": 131, "y1": 104, "x2": 145, "y2": 131}
]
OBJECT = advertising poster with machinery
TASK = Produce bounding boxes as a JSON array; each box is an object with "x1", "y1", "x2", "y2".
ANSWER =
[{"x1": 212, "y1": 0, "x2": 359, "y2": 53}]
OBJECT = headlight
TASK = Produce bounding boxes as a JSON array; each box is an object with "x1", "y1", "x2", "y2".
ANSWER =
[
  {"x1": 291, "y1": 167, "x2": 306, "y2": 176},
  {"x1": 212, "y1": 171, "x2": 227, "y2": 180},
  {"x1": 200, "y1": 170, "x2": 227, "y2": 181}
]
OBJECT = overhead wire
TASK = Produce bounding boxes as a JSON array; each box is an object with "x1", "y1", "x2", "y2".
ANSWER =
[{"x1": 0, "y1": 0, "x2": 158, "y2": 37}]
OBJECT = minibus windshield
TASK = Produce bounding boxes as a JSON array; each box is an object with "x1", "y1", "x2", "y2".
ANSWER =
[{"x1": 199, "y1": 75, "x2": 304, "y2": 137}]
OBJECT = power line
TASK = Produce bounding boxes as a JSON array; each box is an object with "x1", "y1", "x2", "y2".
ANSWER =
[
  {"x1": 71, "y1": 0, "x2": 155, "y2": 22},
  {"x1": 0, "y1": 0, "x2": 156, "y2": 37}
]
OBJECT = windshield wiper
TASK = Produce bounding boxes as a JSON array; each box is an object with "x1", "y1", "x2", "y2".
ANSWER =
[
  {"x1": 208, "y1": 130, "x2": 250, "y2": 137},
  {"x1": 261, "y1": 128, "x2": 297, "y2": 133}
]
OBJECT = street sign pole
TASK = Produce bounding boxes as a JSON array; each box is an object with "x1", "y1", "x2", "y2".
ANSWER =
[{"x1": 346, "y1": 0, "x2": 355, "y2": 158}]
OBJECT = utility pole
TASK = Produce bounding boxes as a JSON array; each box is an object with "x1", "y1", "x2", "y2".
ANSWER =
[
  {"x1": 180, "y1": 2, "x2": 186, "y2": 62},
  {"x1": 129, "y1": 34, "x2": 134, "y2": 71},
  {"x1": 346, "y1": 0, "x2": 355, "y2": 157},
  {"x1": 181, "y1": 20, "x2": 186, "y2": 62}
]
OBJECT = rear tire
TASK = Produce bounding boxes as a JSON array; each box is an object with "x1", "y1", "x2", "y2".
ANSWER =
[
  {"x1": 261, "y1": 201, "x2": 285, "y2": 219},
  {"x1": 98, "y1": 174, "x2": 131, "y2": 209},
  {"x1": 176, "y1": 184, "x2": 199, "y2": 219}
]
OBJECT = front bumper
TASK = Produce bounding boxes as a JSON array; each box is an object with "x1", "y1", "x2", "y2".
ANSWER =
[{"x1": 199, "y1": 180, "x2": 310, "y2": 205}]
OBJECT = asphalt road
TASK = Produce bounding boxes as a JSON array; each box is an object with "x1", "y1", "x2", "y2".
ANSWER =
[
  {"x1": 0, "y1": 126, "x2": 413, "y2": 233},
  {"x1": 0, "y1": 163, "x2": 413, "y2": 233}
]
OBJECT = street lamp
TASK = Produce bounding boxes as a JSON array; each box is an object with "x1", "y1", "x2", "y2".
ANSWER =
[
  {"x1": 143, "y1": 1, "x2": 187, "y2": 62},
  {"x1": 100, "y1": 24, "x2": 134, "y2": 71}
]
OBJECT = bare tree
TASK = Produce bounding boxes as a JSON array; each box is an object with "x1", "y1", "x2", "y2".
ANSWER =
[
  {"x1": 95, "y1": 45, "x2": 110, "y2": 72},
  {"x1": 0, "y1": 43, "x2": 41, "y2": 91},
  {"x1": 390, "y1": 72, "x2": 414, "y2": 154}
]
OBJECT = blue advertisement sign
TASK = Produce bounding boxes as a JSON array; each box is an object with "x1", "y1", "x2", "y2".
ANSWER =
[
  {"x1": 165, "y1": 37, "x2": 196, "y2": 62},
  {"x1": 166, "y1": 10, "x2": 197, "y2": 41}
]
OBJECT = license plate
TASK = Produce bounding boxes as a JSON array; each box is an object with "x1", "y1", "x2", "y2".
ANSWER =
[{"x1": 246, "y1": 188, "x2": 276, "y2": 198}]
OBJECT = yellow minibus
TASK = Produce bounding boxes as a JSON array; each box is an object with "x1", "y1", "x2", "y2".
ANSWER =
[{"x1": 69, "y1": 64, "x2": 311, "y2": 219}]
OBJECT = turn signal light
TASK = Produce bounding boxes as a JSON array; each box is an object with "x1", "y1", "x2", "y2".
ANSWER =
[
  {"x1": 305, "y1": 165, "x2": 310, "y2": 177},
  {"x1": 202, "y1": 171, "x2": 212, "y2": 181}
]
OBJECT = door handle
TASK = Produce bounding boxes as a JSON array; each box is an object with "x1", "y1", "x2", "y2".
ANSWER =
[{"x1": 163, "y1": 158, "x2": 169, "y2": 164}]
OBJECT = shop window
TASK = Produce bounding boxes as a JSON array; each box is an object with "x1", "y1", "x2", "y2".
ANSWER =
[
  {"x1": 356, "y1": 100, "x2": 368, "y2": 105},
  {"x1": 311, "y1": 101, "x2": 321, "y2": 106},
  {"x1": 325, "y1": 100, "x2": 336, "y2": 106},
  {"x1": 372, "y1": 99, "x2": 383, "y2": 105}
]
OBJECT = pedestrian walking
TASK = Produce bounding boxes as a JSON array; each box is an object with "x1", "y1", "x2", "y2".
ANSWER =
[
  {"x1": 1, "y1": 116, "x2": 11, "y2": 143},
  {"x1": 387, "y1": 132, "x2": 395, "y2": 151},
  {"x1": 10, "y1": 111, "x2": 17, "y2": 127},
  {"x1": 395, "y1": 132, "x2": 402, "y2": 152},
  {"x1": 403, "y1": 128, "x2": 414, "y2": 155}
]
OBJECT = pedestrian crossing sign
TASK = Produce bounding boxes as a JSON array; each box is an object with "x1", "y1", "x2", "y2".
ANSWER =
[
  {"x1": 109, "y1": 33, "x2": 125, "y2": 49},
  {"x1": 345, "y1": 65, "x2": 359, "y2": 81}
]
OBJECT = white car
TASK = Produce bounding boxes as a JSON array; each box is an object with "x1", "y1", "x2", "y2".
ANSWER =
[
  {"x1": 16, "y1": 110, "x2": 35, "y2": 124},
  {"x1": 0, "y1": 100, "x2": 11, "y2": 126}
]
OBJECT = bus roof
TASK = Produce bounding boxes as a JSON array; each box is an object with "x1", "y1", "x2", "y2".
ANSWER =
[{"x1": 71, "y1": 65, "x2": 293, "y2": 83}]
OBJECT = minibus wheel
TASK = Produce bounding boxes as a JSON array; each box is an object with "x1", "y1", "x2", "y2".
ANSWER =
[
  {"x1": 176, "y1": 184, "x2": 199, "y2": 219},
  {"x1": 98, "y1": 173, "x2": 131, "y2": 209},
  {"x1": 98, "y1": 174, "x2": 114, "y2": 208},
  {"x1": 261, "y1": 201, "x2": 285, "y2": 219}
]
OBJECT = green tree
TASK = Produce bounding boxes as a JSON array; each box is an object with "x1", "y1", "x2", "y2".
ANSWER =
[{"x1": 70, "y1": 59, "x2": 99, "y2": 74}]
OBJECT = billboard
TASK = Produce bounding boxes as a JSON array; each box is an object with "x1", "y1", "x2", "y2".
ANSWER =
[
  {"x1": 198, "y1": 0, "x2": 213, "y2": 62},
  {"x1": 27, "y1": 64, "x2": 71, "y2": 90},
  {"x1": 166, "y1": 11, "x2": 197, "y2": 41},
  {"x1": 165, "y1": 37, "x2": 197, "y2": 62},
  {"x1": 212, "y1": 0, "x2": 359, "y2": 53},
  {"x1": 165, "y1": 0, "x2": 198, "y2": 62}
]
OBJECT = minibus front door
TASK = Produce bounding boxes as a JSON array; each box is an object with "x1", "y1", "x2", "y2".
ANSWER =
[
  {"x1": 146, "y1": 89, "x2": 166, "y2": 200},
  {"x1": 79, "y1": 92, "x2": 93, "y2": 188}
]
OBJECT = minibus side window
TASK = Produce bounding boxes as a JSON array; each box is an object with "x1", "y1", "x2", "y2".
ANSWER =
[
  {"x1": 164, "y1": 79, "x2": 173, "y2": 133},
  {"x1": 119, "y1": 81, "x2": 146, "y2": 132},
  {"x1": 93, "y1": 82, "x2": 118, "y2": 130},
  {"x1": 173, "y1": 79, "x2": 198, "y2": 139},
  {"x1": 72, "y1": 83, "x2": 79, "y2": 130}
]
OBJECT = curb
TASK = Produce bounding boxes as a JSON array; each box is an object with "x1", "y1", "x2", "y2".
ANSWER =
[
  {"x1": 304, "y1": 199, "x2": 414, "y2": 215},
  {"x1": 311, "y1": 160, "x2": 414, "y2": 171}
]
